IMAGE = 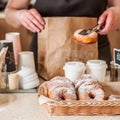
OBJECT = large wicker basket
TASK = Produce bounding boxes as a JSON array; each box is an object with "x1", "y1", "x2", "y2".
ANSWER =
[{"x1": 39, "y1": 82, "x2": 120, "y2": 115}]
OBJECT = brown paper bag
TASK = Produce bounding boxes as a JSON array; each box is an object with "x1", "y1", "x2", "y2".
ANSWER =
[{"x1": 38, "y1": 17, "x2": 98, "y2": 80}]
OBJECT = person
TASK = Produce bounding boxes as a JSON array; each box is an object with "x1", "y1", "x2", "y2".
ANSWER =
[{"x1": 5, "y1": 0, "x2": 120, "y2": 70}]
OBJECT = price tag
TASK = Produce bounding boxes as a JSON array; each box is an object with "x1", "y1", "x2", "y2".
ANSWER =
[{"x1": 114, "y1": 48, "x2": 120, "y2": 66}]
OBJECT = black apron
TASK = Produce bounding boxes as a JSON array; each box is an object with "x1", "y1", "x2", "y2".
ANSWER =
[{"x1": 30, "y1": 0, "x2": 111, "y2": 69}]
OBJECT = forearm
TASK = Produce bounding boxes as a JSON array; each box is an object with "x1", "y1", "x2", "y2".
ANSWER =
[
  {"x1": 108, "y1": 0, "x2": 120, "y2": 7},
  {"x1": 98, "y1": 0, "x2": 120, "y2": 34},
  {"x1": 5, "y1": 8, "x2": 26, "y2": 28},
  {"x1": 5, "y1": 0, "x2": 30, "y2": 28}
]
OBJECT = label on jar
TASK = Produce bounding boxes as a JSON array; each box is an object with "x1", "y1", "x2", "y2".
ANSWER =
[{"x1": 114, "y1": 48, "x2": 120, "y2": 66}]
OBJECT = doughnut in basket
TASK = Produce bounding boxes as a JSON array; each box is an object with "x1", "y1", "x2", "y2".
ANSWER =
[
  {"x1": 74, "y1": 74, "x2": 105, "y2": 101},
  {"x1": 73, "y1": 29, "x2": 97, "y2": 44},
  {"x1": 109, "y1": 95, "x2": 120, "y2": 101},
  {"x1": 38, "y1": 75, "x2": 120, "y2": 115},
  {"x1": 38, "y1": 76, "x2": 77, "y2": 101}
]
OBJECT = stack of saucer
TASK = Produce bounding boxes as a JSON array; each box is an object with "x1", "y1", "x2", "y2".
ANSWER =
[{"x1": 17, "y1": 67, "x2": 40, "y2": 89}]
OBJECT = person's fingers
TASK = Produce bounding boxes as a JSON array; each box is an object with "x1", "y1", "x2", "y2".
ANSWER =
[
  {"x1": 24, "y1": 17, "x2": 40, "y2": 32},
  {"x1": 21, "y1": 18, "x2": 38, "y2": 32},
  {"x1": 99, "y1": 13, "x2": 113, "y2": 34},
  {"x1": 19, "y1": 9, "x2": 45, "y2": 32},
  {"x1": 26, "y1": 12, "x2": 44, "y2": 31},
  {"x1": 98, "y1": 11, "x2": 108, "y2": 25},
  {"x1": 29, "y1": 8, "x2": 45, "y2": 25},
  {"x1": 22, "y1": 21, "x2": 36, "y2": 32},
  {"x1": 20, "y1": 13, "x2": 40, "y2": 32},
  {"x1": 98, "y1": 7, "x2": 120, "y2": 35}
]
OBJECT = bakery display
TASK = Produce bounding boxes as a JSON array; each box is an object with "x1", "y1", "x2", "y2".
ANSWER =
[
  {"x1": 73, "y1": 29, "x2": 97, "y2": 44},
  {"x1": 38, "y1": 75, "x2": 120, "y2": 115},
  {"x1": 38, "y1": 75, "x2": 106, "y2": 101},
  {"x1": 38, "y1": 74, "x2": 120, "y2": 101}
]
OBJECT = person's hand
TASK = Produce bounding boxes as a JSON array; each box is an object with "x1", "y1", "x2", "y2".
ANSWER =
[
  {"x1": 18, "y1": 8, "x2": 45, "y2": 32},
  {"x1": 98, "y1": 7, "x2": 120, "y2": 35}
]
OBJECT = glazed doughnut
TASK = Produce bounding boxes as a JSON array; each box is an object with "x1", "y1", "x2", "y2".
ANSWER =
[
  {"x1": 73, "y1": 29, "x2": 97, "y2": 44},
  {"x1": 74, "y1": 74, "x2": 105, "y2": 100}
]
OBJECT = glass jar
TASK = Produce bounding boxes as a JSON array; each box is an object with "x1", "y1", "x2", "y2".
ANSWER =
[{"x1": 110, "y1": 61, "x2": 120, "y2": 81}]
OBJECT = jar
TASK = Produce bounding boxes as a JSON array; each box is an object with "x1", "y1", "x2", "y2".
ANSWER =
[
  {"x1": 110, "y1": 61, "x2": 120, "y2": 81},
  {"x1": 86, "y1": 60, "x2": 108, "y2": 82}
]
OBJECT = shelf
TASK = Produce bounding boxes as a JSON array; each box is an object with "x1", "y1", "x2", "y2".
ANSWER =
[{"x1": 0, "y1": 88, "x2": 37, "y2": 93}]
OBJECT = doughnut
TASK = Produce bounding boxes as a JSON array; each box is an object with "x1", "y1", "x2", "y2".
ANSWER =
[
  {"x1": 38, "y1": 81, "x2": 48, "y2": 97},
  {"x1": 73, "y1": 29, "x2": 98, "y2": 44},
  {"x1": 109, "y1": 95, "x2": 120, "y2": 100},
  {"x1": 47, "y1": 76, "x2": 75, "y2": 94},
  {"x1": 49, "y1": 87, "x2": 77, "y2": 101},
  {"x1": 78, "y1": 85, "x2": 105, "y2": 100},
  {"x1": 38, "y1": 76, "x2": 77, "y2": 101},
  {"x1": 74, "y1": 74, "x2": 98, "y2": 90},
  {"x1": 74, "y1": 74, "x2": 105, "y2": 100}
]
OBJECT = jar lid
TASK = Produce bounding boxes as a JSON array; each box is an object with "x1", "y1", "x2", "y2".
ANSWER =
[
  {"x1": 86, "y1": 60, "x2": 107, "y2": 68},
  {"x1": 110, "y1": 61, "x2": 120, "y2": 68},
  {"x1": 63, "y1": 61, "x2": 85, "y2": 71}
]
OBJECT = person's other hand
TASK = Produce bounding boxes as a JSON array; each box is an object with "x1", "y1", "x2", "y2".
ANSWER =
[
  {"x1": 18, "y1": 8, "x2": 45, "y2": 32},
  {"x1": 98, "y1": 7, "x2": 120, "y2": 35}
]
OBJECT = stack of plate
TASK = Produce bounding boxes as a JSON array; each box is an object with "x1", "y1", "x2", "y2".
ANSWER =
[{"x1": 17, "y1": 67, "x2": 40, "y2": 89}]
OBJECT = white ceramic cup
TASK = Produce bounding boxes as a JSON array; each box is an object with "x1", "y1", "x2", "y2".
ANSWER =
[
  {"x1": 86, "y1": 60, "x2": 108, "y2": 82},
  {"x1": 18, "y1": 51, "x2": 35, "y2": 71},
  {"x1": 5, "y1": 32, "x2": 22, "y2": 65},
  {"x1": 63, "y1": 61, "x2": 86, "y2": 82}
]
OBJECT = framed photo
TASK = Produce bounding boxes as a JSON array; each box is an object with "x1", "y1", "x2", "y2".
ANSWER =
[{"x1": 114, "y1": 48, "x2": 120, "y2": 66}]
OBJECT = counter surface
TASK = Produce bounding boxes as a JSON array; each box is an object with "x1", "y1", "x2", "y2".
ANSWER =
[{"x1": 0, "y1": 93, "x2": 120, "y2": 120}]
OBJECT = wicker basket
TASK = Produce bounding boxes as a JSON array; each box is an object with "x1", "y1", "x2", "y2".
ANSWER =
[{"x1": 39, "y1": 82, "x2": 120, "y2": 115}]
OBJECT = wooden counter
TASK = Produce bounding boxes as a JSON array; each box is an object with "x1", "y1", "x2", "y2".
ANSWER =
[{"x1": 0, "y1": 93, "x2": 120, "y2": 120}]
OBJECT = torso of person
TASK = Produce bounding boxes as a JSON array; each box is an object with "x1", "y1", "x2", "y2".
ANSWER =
[
  {"x1": 34, "y1": 0, "x2": 108, "y2": 17},
  {"x1": 32, "y1": 0, "x2": 111, "y2": 68}
]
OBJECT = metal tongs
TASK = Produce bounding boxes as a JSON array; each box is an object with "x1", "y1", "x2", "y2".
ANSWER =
[{"x1": 79, "y1": 22, "x2": 105, "y2": 35}]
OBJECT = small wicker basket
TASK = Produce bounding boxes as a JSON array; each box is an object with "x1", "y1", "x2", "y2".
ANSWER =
[{"x1": 39, "y1": 82, "x2": 120, "y2": 115}]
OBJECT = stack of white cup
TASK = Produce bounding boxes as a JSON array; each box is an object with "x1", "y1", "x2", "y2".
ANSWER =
[
  {"x1": 17, "y1": 67, "x2": 40, "y2": 89},
  {"x1": 18, "y1": 51, "x2": 35, "y2": 71},
  {"x1": 63, "y1": 61, "x2": 86, "y2": 82},
  {"x1": 5, "y1": 32, "x2": 22, "y2": 66}
]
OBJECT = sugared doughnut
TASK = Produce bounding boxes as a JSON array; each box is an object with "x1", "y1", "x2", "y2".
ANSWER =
[
  {"x1": 78, "y1": 84, "x2": 105, "y2": 100},
  {"x1": 49, "y1": 87, "x2": 77, "y2": 101},
  {"x1": 73, "y1": 29, "x2": 98, "y2": 44},
  {"x1": 74, "y1": 74, "x2": 105, "y2": 100},
  {"x1": 38, "y1": 76, "x2": 77, "y2": 101},
  {"x1": 109, "y1": 95, "x2": 120, "y2": 100},
  {"x1": 74, "y1": 74, "x2": 98, "y2": 90},
  {"x1": 48, "y1": 76, "x2": 75, "y2": 95},
  {"x1": 38, "y1": 81, "x2": 48, "y2": 97}
]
